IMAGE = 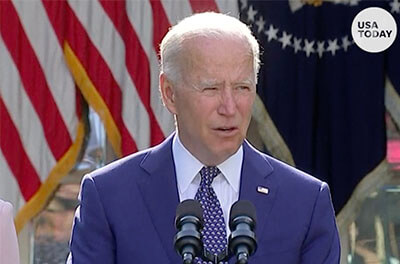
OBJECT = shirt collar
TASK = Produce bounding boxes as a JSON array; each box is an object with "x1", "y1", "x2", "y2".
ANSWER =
[
  {"x1": 172, "y1": 133, "x2": 243, "y2": 194},
  {"x1": 218, "y1": 146, "x2": 242, "y2": 193}
]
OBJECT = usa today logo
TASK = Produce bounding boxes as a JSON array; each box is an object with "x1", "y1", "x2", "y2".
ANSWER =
[{"x1": 351, "y1": 7, "x2": 397, "y2": 53}]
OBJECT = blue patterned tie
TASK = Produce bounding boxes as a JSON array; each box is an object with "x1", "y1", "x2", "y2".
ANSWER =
[{"x1": 194, "y1": 166, "x2": 227, "y2": 264}]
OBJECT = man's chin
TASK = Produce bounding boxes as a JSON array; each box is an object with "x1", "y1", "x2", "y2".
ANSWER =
[{"x1": 211, "y1": 143, "x2": 242, "y2": 161}]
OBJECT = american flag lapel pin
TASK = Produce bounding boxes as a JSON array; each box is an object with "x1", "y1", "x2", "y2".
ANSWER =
[{"x1": 257, "y1": 186, "x2": 269, "y2": 195}]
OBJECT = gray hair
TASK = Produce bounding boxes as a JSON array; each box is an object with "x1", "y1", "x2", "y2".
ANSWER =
[{"x1": 159, "y1": 12, "x2": 260, "y2": 84}]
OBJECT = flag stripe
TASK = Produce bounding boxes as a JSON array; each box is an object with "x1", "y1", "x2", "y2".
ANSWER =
[
  {"x1": 189, "y1": 0, "x2": 219, "y2": 13},
  {"x1": 160, "y1": 0, "x2": 193, "y2": 25},
  {"x1": 126, "y1": 0, "x2": 175, "y2": 137},
  {"x1": 214, "y1": 0, "x2": 239, "y2": 16},
  {"x1": 67, "y1": 0, "x2": 151, "y2": 151},
  {"x1": 125, "y1": 0, "x2": 155, "y2": 60},
  {"x1": 43, "y1": 0, "x2": 137, "y2": 155},
  {"x1": 149, "y1": 0, "x2": 171, "y2": 58},
  {"x1": 0, "y1": 36, "x2": 55, "y2": 181},
  {"x1": 12, "y1": 0, "x2": 77, "y2": 139},
  {"x1": 0, "y1": 97, "x2": 41, "y2": 200},
  {"x1": 0, "y1": 0, "x2": 72, "y2": 160},
  {"x1": 147, "y1": 0, "x2": 173, "y2": 138},
  {"x1": 39, "y1": 0, "x2": 66, "y2": 46},
  {"x1": 99, "y1": 0, "x2": 164, "y2": 146}
]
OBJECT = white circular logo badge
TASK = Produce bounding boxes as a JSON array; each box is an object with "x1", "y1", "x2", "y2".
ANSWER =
[{"x1": 351, "y1": 7, "x2": 397, "y2": 53}]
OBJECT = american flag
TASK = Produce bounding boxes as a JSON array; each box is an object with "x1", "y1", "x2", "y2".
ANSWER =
[
  {"x1": 0, "y1": 0, "x2": 238, "y2": 232},
  {"x1": 240, "y1": 0, "x2": 400, "y2": 216}
]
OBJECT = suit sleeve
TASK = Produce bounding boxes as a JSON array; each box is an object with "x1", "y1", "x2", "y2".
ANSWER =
[
  {"x1": 300, "y1": 183, "x2": 341, "y2": 264},
  {"x1": 67, "y1": 174, "x2": 115, "y2": 264}
]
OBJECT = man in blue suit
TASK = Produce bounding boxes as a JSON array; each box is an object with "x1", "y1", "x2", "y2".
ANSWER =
[{"x1": 67, "y1": 12, "x2": 340, "y2": 264}]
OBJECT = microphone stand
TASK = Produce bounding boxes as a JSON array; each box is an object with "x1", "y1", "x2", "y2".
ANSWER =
[
  {"x1": 185, "y1": 247, "x2": 250, "y2": 264},
  {"x1": 201, "y1": 248, "x2": 230, "y2": 264}
]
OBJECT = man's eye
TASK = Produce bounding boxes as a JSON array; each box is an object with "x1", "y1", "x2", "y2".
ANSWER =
[
  {"x1": 237, "y1": 86, "x2": 250, "y2": 91},
  {"x1": 203, "y1": 87, "x2": 217, "y2": 91}
]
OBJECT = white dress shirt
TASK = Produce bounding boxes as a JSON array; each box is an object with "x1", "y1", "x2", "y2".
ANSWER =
[
  {"x1": 0, "y1": 199, "x2": 20, "y2": 264},
  {"x1": 172, "y1": 134, "x2": 242, "y2": 236}
]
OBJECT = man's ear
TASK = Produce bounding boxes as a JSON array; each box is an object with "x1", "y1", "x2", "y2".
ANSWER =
[{"x1": 159, "y1": 73, "x2": 177, "y2": 115}]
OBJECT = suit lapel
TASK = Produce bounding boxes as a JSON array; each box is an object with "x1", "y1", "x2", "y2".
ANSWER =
[
  {"x1": 136, "y1": 137, "x2": 280, "y2": 263},
  {"x1": 137, "y1": 134, "x2": 181, "y2": 263},
  {"x1": 239, "y1": 141, "x2": 280, "y2": 242}
]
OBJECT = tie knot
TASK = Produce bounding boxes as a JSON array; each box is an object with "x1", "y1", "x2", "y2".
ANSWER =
[{"x1": 200, "y1": 166, "x2": 220, "y2": 186}]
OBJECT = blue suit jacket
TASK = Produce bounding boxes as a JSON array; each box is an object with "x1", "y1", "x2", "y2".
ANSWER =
[{"x1": 68, "y1": 135, "x2": 340, "y2": 263}]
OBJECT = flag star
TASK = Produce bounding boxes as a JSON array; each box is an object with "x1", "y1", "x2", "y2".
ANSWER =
[
  {"x1": 240, "y1": 0, "x2": 248, "y2": 10},
  {"x1": 317, "y1": 41, "x2": 325, "y2": 58},
  {"x1": 293, "y1": 37, "x2": 302, "y2": 53},
  {"x1": 303, "y1": 39, "x2": 315, "y2": 57},
  {"x1": 327, "y1": 39, "x2": 339, "y2": 56},
  {"x1": 279, "y1": 31, "x2": 292, "y2": 49},
  {"x1": 265, "y1": 24, "x2": 279, "y2": 42},
  {"x1": 247, "y1": 5, "x2": 257, "y2": 22},
  {"x1": 255, "y1": 16, "x2": 266, "y2": 33},
  {"x1": 390, "y1": 0, "x2": 400, "y2": 13},
  {"x1": 341, "y1": 35, "x2": 352, "y2": 52}
]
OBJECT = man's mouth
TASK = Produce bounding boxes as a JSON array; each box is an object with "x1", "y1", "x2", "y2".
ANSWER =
[{"x1": 214, "y1": 127, "x2": 238, "y2": 133}]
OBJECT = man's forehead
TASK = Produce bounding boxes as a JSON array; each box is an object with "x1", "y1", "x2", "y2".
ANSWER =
[
  {"x1": 196, "y1": 78, "x2": 255, "y2": 86},
  {"x1": 181, "y1": 38, "x2": 253, "y2": 65},
  {"x1": 184, "y1": 34, "x2": 248, "y2": 49},
  {"x1": 177, "y1": 35, "x2": 256, "y2": 84}
]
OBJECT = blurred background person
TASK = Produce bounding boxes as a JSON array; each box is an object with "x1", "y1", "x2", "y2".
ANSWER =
[{"x1": 0, "y1": 199, "x2": 20, "y2": 264}]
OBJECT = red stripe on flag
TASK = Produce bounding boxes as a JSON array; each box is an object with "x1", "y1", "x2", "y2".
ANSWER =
[
  {"x1": 40, "y1": 0, "x2": 66, "y2": 47},
  {"x1": 0, "y1": 98, "x2": 42, "y2": 201},
  {"x1": 189, "y1": 0, "x2": 219, "y2": 13},
  {"x1": 43, "y1": 0, "x2": 138, "y2": 155},
  {"x1": 100, "y1": 0, "x2": 164, "y2": 146},
  {"x1": 149, "y1": 0, "x2": 171, "y2": 59},
  {"x1": 0, "y1": 0, "x2": 72, "y2": 160},
  {"x1": 38, "y1": 2, "x2": 87, "y2": 122}
]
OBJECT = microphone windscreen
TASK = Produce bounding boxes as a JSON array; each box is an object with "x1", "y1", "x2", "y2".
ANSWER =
[
  {"x1": 229, "y1": 200, "x2": 257, "y2": 223},
  {"x1": 176, "y1": 199, "x2": 204, "y2": 222}
]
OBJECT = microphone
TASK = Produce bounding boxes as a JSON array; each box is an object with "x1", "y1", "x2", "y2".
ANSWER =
[
  {"x1": 174, "y1": 199, "x2": 204, "y2": 264},
  {"x1": 228, "y1": 200, "x2": 257, "y2": 264}
]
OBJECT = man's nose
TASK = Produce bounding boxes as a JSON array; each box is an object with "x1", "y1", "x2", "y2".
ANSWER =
[{"x1": 217, "y1": 88, "x2": 236, "y2": 116}]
